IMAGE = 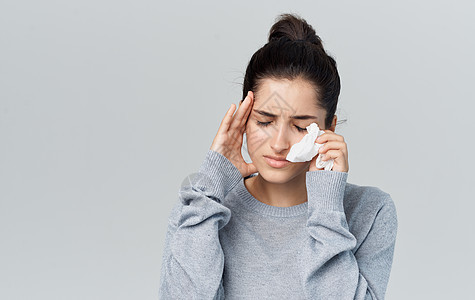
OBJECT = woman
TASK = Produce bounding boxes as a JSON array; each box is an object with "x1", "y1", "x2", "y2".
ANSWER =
[{"x1": 159, "y1": 13, "x2": 397, "y2": 299}]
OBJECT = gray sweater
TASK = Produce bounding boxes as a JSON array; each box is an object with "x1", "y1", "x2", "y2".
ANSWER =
[{"x1": 159, "y1": 150, "x2": 398, "y2": 299}]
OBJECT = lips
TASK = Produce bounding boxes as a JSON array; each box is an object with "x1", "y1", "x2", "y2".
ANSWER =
[{"x1": 264, "y1": 155, "x2": 291, "y2": 168}]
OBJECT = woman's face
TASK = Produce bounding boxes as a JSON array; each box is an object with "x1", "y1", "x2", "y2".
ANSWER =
[{"x1": 245, "y1": 77, "x2": 328, "y2": 184}]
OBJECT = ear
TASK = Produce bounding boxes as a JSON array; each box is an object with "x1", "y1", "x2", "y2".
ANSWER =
[{"x1": 328, "y1": 115, "x2": 337, "y2": 132}]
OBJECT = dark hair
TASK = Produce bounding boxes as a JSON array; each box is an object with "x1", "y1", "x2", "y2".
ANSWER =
[{"x1": 241, "y1": 13, "x2": 341, "y2": 130}]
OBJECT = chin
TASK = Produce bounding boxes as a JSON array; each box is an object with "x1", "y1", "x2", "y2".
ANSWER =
[{"x1": 256, "y1": 166, "x2": 297, "y2": 184}]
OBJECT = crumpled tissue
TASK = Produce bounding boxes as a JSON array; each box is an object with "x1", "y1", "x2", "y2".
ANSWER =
[{"x1": 286, "y1": 122, "x2": 334, "y2": 171}]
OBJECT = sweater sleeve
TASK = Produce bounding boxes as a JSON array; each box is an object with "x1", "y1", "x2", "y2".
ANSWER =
[
  {"x1": 158, "y1": 149, "x2": 242, "y2": 299},
  {"x1": 302, "y1": 170, "x2": 398, "y2": 300}
]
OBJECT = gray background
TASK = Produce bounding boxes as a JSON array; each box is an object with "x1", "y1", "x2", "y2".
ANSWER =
[{"x1": 1, "y1": 0, "x2": 474, "y2": 299}]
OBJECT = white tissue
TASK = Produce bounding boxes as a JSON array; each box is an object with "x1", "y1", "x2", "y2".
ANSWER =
[{"x1": 286, "y1": 122, "x2": 334, "y2": 171}]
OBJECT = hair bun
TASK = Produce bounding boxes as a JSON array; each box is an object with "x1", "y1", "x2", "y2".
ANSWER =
[{"x1": 268, "y1": 13, "x2": 324, "y2": 50}]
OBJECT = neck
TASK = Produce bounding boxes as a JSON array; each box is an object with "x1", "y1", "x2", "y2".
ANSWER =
[{"x1": 244, "y1": 172, "x2": 308, "y2": 207}]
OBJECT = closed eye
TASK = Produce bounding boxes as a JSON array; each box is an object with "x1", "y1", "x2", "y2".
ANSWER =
[{"x1": 256, "y1": 121, "x2": 307, "y2": 132}]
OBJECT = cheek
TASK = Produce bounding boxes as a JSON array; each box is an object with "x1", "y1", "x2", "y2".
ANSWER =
[
  {"x1": 290, "y1": 132, "x2": 307, "y2": 145},
  {"x1": 245, "y1": 123, "x2": 271, "y2": 152}
]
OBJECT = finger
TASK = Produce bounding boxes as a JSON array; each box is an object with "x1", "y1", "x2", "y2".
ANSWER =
[
  {"x1": 241, "y1": 90, "x2": 253, "y2": 102},
  {"x1": 230, "y1": 93, "x2": 252, "y2": 131},
  {"x1": 217, "y1": 103, "x2": 236, "y2": 133},
  {"x1": 240, "y1": 92, "x2": 254, "y2": 128},
  {"x1": 316, "y1": 131, "x2": 340, "y2": 143},
  {"x1": 318, "y1": 141, "x2": 347, "y2": 154},
  {"x1": 320, "y1": 140, "x2": 348, "y2": 157},
  {"x1": 316, "y1": 131, "x2": 344, "y2": 143},
  {"x1": 320, "y1": 149, "x2": 344, "y2": 161}
]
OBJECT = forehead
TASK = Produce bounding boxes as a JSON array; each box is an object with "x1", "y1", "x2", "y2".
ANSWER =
[{"x1": 253, "y1": 78, "x2": 322, "y2": 115}]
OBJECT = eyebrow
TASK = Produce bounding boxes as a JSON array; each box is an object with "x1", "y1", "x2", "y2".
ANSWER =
[{"x1": 253, "y1": 109, "x2": 318, "y2": 120}]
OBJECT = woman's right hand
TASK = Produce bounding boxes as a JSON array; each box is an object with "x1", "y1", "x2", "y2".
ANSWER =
[{"x1": 210, "y1": 91, "x2": 257, "y2": 178}]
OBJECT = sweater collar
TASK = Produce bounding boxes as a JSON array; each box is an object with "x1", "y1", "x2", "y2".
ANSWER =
[{"x1": 233, "y1": 174, "x2": 308, "y2": 218}]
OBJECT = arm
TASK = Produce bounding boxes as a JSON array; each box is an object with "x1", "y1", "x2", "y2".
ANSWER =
[
  {"x1": 158, "y1": 149, "x2": 242, "y2": 299},
  {"x1": 302, "y1": 170, "x2": 398, "y2": 300}
]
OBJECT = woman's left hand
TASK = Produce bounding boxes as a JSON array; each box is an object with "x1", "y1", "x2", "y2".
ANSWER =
[{"x1": 308, "y1": 130, "x2": 349, "y2": 173}]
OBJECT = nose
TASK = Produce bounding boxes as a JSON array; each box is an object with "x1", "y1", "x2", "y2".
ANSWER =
[{"x1": 269, "y1": 123, "x2": 291, "y2": 154}]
